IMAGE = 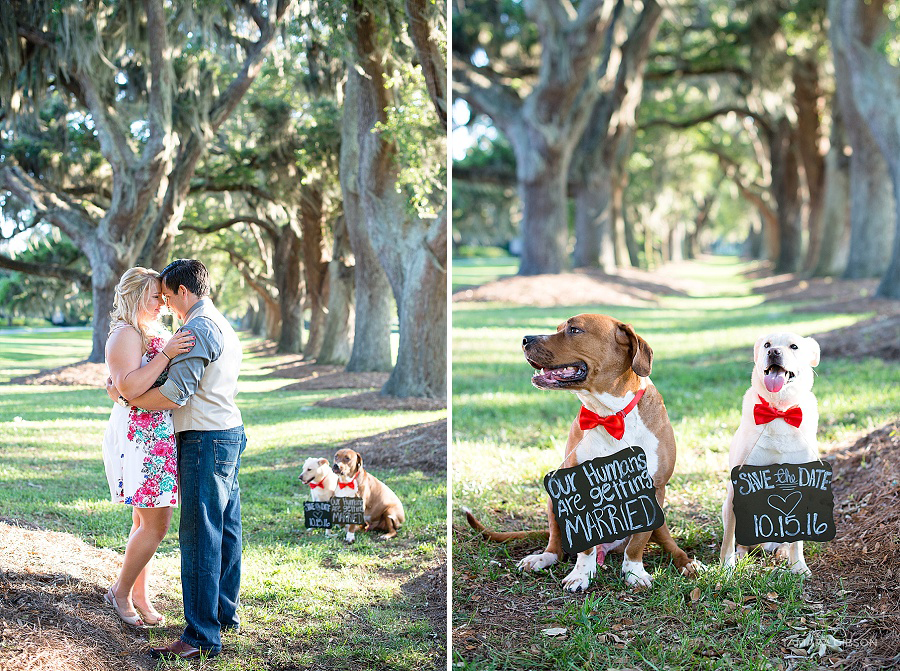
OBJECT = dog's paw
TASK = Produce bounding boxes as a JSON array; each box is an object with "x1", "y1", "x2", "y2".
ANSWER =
[
  {"x1": 679, "y1": 559, "x2": 705, "y2": 578},
  {"x1": 517, "y1": 552, "x2": 558, "y2": 572},
  {"x1": 379, "y1": 532, "x2": 397, "y2": 540},
  {"x1": 622, "y1": 560, "x2": 652, "y2": 588},
  {"x1": 344, "y1": 532, "x2": 356, "y2": 544},
  {"x1": 722, "y1": 552, "x2": 737, "y2": 569},
  {"x1": 561, "y1": 568, "x2": 594, "y2": 592},
  {"x1": 789, "y1": 561, "x2": 812, "y2": 577}
]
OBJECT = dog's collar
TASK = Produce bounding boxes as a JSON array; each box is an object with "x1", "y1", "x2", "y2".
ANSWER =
[
  {"x1": 754, "y1": 395, "x2": 802, "y2": 428},
  {"x1": 578, "y1": 388, "x2": 645, "y2": 440},
  {"x1": 337, "y1": 475, "x2": 358, "y2": 490}
]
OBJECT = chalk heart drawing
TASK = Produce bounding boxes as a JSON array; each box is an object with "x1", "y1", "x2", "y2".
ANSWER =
[{"x1": 767, "y1": 491, "x2": 803, "y2": 517}]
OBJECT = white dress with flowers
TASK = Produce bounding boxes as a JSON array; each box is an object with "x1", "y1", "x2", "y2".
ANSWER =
[{"x1": 102, "y1": 334, "x2": 178, "y2": 508}]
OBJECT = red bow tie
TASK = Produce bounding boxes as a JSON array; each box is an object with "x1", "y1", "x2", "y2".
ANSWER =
[
  {"x1": 578, "y1": 389, "x2": 645, "y2": 440},
  {"x1": 308, "y1": 480, "x2": 324, "y2": 489},
  {"x1": 754, "y1": 395, "x2": 803, "y2": 428},
  {"x1": 337, "y1": 478, "x2": 357, "y2": 490}
]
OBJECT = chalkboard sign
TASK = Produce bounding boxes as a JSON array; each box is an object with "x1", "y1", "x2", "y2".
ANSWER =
[
  {"x1": 331, "y1": 496, "x2": 365, "y2": 526},
  {"x1": 304, "y1": 501, "x2": 332, "y2": 529},
  {"x1": 731, "y1": 461, "x2": 835, "y2": 545},
  {"x1": 543, "y1": 446, "x2": 665, "y2": 556}
]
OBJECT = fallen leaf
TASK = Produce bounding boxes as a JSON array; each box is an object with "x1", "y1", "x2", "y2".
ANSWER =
[
  {"x1": 767, "y1": 591, "x2": 779, "y2": 600},
  {"x1": 690, "y1": 587, "x2": 701, "y2": 602},
  {"x1": 724, "y1": 599, "x2": 739, "y2": 612},
  {"x1": 541, "y1": 627, "x2": 567, "y2": 637}
]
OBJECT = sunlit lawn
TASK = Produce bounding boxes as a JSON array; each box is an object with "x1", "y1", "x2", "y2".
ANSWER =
[
  {"x1": 0, "y1": 331, "x2": 447, "y2": 671},
  {"x1": 452, "y1": 256, "x2": 896, "y2": 670}
]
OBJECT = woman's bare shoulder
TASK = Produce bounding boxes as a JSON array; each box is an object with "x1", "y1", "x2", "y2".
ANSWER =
[{"x1": 106, "y1": 323, "x2": 142, "y2": 351}]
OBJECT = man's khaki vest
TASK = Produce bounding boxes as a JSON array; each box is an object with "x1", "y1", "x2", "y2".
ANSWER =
[{"x1": 173, "y1": 299, "x2": 243, "y2": 433}]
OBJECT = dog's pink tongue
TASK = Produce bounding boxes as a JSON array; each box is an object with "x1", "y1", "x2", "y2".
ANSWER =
[{"x1": 764, "y1": 370, "x2": 785, "y2": 393}]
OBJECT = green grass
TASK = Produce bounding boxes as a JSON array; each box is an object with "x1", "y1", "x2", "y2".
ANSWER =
[
  {"x1": 452, "y1": 257, "x2": 894, "y2": 670},
  {"x1": 0, "y1": 332, "x2": 447, "y2": 670},
  {"x1": 451, "y1": 256, "x2": 518, "y2": 292}
]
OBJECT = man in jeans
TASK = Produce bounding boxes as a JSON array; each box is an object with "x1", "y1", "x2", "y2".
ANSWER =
[{"x1": 109, "y1": 259, "x2": 245, "y2": 660}]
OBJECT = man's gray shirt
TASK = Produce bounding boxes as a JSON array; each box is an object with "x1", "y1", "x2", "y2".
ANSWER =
[{"x1": 159, "y1": 302, "x2": 224, "y2": 407}]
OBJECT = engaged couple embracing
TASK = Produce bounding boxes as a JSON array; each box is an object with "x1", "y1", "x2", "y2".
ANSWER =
[{"x1": 102, "y1": 259, "x2": 244, "y2": 661}]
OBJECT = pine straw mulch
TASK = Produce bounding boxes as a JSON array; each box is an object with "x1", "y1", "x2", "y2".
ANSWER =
[
  {"x1": 753, "y1": 271, "x2": 900, "y2": 362},
  {"x1": 807, "y1": 420, "x2": 900, "y2": 670},
  {"x1": 0, "y1": 520, "x2": 156, "y2": 671},
  {"x1": 315, "y1": 391, "x2": 446, "y2": 412},
  {"x1": 452, "y1": 265, "x2": 700, "y2": 307},
  {"x1": 8, "y1": 362, "x2": 109, "y2": 388},
  {"x1": 328, "y1": 419, "x2": 447, "y2": 475}
]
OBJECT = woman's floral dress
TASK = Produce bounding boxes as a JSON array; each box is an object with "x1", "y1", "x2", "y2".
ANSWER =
[{"x1": 102, "y1": 333, "x2": 178, "y2": 508}]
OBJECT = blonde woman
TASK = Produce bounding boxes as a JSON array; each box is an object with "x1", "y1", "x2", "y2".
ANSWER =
[{"x1": 101, "y1": 267, "x2": 195, "y2": 627}]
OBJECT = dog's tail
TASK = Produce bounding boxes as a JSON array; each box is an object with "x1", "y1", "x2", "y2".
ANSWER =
[{"x1": 462, "y1": 507, "x2": 549, "y2": 543}]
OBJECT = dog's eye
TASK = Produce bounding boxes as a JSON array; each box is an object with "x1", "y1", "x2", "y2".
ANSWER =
[
  {"x1": 567, "y1": 325, "x2": 583, "y2": 334},
  {"x1": 764, "y1": 342, "x2": 771, "y2": 349},
  {"x1": 790, "y1": 343, "x2": 798, "y2": 350}
]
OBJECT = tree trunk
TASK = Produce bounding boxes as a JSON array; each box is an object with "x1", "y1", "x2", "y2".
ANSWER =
[
  {"x1": 513, "y1": 141, "x2": 571, "y2": 275},
  {"x1": 793, "y1": 55, "x2": 827, "y2": 275},
  {"x1": 611, "y1": 170, "x2": 632, "y2": 267},
  {"x1": 832, "y1": 0, "x2": 897, "y2": 281},
  {"x1": 381, "y1": 212, "x2": 448, "y2": 398},
  {"x1": 813, "y1": 95, "x2": 851, "y2": 277},
  {"x1": 86, "y1": 246, "x2": 128, "y2": 363},
  {"x1": 351, "y1": 0, "x2": 447, "y2": 397},
  {"x1": 340, "y1": 65, "x2": 392, "y2": 373},
  {"x1": 300, "y1": 184, "x2": 329, "y2": 359},
  {"x1": 573, "y1": 167, "x2": 615, "y2": 271},
  {"x1": 879, "y1": 169, "x2": 900, "y2": 298},
  {"x1": 317, "y1": 215, "x2": 355, "y2": 365},
  {"x1": 770, "y1": 120, "x2": 803, "y2": 273},
  {"x1": 274, "y1": 223, "x2": 303, "y2": 354}
]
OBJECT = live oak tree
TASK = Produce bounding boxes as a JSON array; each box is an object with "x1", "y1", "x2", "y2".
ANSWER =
[
  {"x1": 342, "y1": 0, "x2": 447, "y2": 398},
  {"x1": 454, "y1": 0, "x2": 621, "y2": 275},
  {"x1": 0, "y1": 0, "x2": 294, "y2": 361},
  {"x1": 830, "y1": 0, "x2": 899, "y2": 295},
  {"x1": 571, "y1": 0, "x2": 662, "y2": 271}
]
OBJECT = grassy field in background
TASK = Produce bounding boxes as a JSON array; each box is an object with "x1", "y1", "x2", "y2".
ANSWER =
[
  {"x1": 451, "y1": 256, "x2": 518, "y2": 292},
  {"x1": 452, "y1": 257, "x2": 899, "y2": 670},
  {"x1": 0, "y1": 331, "x2": 447, "y2": 671}
]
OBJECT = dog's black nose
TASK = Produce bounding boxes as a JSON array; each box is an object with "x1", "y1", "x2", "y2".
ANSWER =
[{"x1": 523, "y1": 335, "x2": 538, "y2": 349}]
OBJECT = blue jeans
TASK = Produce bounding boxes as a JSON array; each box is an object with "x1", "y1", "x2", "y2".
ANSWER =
[{"x1": 177, "y1": 426, "x2": 246, "y2": 653}]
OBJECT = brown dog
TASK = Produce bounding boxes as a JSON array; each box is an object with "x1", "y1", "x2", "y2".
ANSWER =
[
  {"x1": 466, "y1": 314, "x2": 701, "y2": 591},
  {"x1": 332, "y1": 448, "x2": 405, "y2": 541}
]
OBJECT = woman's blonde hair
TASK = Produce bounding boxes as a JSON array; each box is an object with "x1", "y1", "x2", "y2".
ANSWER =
[{"x1": 108, "y1": 267, "x2": 162, "y2": 349}]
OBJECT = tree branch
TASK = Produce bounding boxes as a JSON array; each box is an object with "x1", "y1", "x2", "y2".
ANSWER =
[
  {"x1": 451, "y1": 56, "x2": 522, "y2": 126},
  {"x1": 183, "y1": 216, "x2": 280, "y2": 240},
  {"x1": 644, "y1": 63, "x2": 751, "y2": 81},
  {"x1": 405, "y1": 0, "x2": 447, "y2": 129},
  {"x1": 0, "y1": 166, "x2": 96, "y2": 246},
  {"x1": 705, "y1": 146, "x2": 777, "y2": 227},
  {"x1": 215, "y1": 246, "x2": 277, "y2": 300},
  {"x1": 641, "y1": 106, "x2": 772, "y2": 135},
  {"x1": 189, "y1": 179, "x2": 277, "y2": 202},
  {"x1": 0, "y1": 252, "x2": 92, "y2": 288}
]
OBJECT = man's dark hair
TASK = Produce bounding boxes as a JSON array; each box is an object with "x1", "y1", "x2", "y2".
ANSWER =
[{"x1": 160, "y1": 259, "x2": 211, "y2": 297}]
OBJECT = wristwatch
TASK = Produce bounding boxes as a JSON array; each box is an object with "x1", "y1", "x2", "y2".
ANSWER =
[{"x1": 116, "y1": 395, "x2": 130, "y2": 408}]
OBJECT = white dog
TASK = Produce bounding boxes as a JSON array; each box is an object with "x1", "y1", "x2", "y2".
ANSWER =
[
  {"x1": 300, "y1": 457, "x2": 338, "y2": 502},
  {"x1": 721, "y1": 332, "x2": 821, "y2": 576}
]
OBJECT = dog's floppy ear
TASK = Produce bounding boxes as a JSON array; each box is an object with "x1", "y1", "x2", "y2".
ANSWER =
[
  {"x1": 753, "y1": 335, "x2": 768, "y2": 363},
  {"x1": 805, "y1": 337, "x2": 821, "y2": 367},
  {"x1": 318, "y1": 458, "x2": 329, "y2": 467},
  {"x1": 354, "y1": 451, "x2": 364, "y2": 471},
  {"x1": 618, "y1": 323, "x2": 653, "y2": 377}
]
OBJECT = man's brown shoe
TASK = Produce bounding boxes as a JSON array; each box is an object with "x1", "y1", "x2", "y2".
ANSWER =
[{"x1": 150, "y1": 639, "x2": 217, "y2": 660}]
